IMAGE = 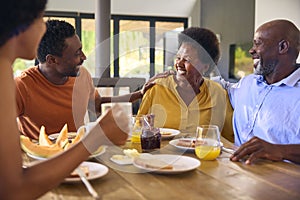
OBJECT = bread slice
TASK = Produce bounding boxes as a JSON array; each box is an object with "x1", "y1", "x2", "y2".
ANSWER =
[
  {"x1": 160, "y1": 131, "x2": 172, "y2": 135},
  {"x1": 177, "y1": 139, "x2": 196, "y2": 148},
  {"x1": 135, "y1": 158, "x2": 173, "y2": 170},
  {"x1": 69, "y1": 166, "x2": 89, "y2": 178}
]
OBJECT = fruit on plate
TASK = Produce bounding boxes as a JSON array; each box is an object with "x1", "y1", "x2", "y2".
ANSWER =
[
  {"x1": 38, "y1": 126, "x2": 52, "y2": 146},
  {"x1": 21, "y1": 124, "x2": 104, "y2": 159},
  {"x1": 20, "y1": 124, "x2": 87, "y2": 159},
  {"x1": 63, "y1": 126, "x2": 85, "y2": 150},
  {"x1": 71, "y1": 126, "x2": 85, "y2": 144},
  {"x1": 20, "y1": 135, "x2": 63, "y2": 158},
  {"x1": 55, "y1": 124, "x2": 69, "y2": 148}
]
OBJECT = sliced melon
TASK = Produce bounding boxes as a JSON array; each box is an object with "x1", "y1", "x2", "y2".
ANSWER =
[
  {"x1": 56, "y1": 124, "x2": 68, "y2": 148},
  {"x1": 63, "y1": 126, "x2": 85, "y2": 150},
  {"x1": 38, "y1": 126, "x2": 52, "y2": 146},
  {"x1": 73, "y1": 126, "x2": 85, "y2": 144},
  {"x1": 20, "y1": 135, "x2": 63, "y2": 158},
  {"x1": 63, "y1": 139, "x2": 73, "y2": 150}
]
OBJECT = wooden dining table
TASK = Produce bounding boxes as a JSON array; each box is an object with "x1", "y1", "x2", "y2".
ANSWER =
[{"x1": 23, "y1": 135, "x2": 300, "y2": 200}]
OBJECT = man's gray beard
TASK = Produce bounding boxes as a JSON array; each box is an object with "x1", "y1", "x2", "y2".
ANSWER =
[
  {"x1": 254, "y1": 62, "x2": 263, "y2": 75},
  {"x1": 254, "y1": 61, "x2": 274, "y2": 76}
]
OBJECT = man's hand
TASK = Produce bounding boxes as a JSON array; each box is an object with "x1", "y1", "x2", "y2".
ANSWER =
[
  {"x1": 140, "y1": 70, "x2": 176, "y2": 95},
  {"x1": 230, "y1": 136, "x2": 283, "y2": 164},
  {"x1": 140, "y1": 81, "x2": 155, "y2": 96}
]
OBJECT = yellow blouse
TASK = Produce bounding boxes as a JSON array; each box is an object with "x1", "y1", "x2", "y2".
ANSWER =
[{"x1": 138, "y1": 75, "x2": 234, "y2": 142}]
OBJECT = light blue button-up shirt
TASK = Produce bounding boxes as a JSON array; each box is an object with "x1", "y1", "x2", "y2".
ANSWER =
[{"x1": 215, "y1": 67, "x2": 300, "y2": 146}]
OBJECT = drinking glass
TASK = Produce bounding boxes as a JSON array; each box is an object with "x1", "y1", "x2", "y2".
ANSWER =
[
  {"x1": 101, "y1": 102, "x2": 132, "y2": 117},
  {"x1": 101, "y1": 102, "x2": 133, "y2": 135},
  {"x1": 130, "y1": 115, "x2": 144, "y2": 152},
  {"x1": 195, "y1": 125, "x2": 221, "y2": 160}
]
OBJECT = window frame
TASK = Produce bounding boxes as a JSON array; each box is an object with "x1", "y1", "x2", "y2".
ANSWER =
[
  {"x1": 112, "y1": 15, "x2": 187, "y2": 77},
  {"x1": 43, "y1": 11, "x2": 188, "y2": 78}
]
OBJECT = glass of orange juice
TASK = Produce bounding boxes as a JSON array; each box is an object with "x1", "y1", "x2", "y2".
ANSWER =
[
  {"x1": 195, "y1": 125, "x2": 221, "y2": 160},
  {"x1": 130, "y1": 115, "x2": 144, "y2": 152}
]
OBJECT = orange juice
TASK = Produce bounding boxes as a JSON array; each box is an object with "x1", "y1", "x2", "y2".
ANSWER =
[
  {"x1": 130, "y1": 131, "x2": 142, "y2": 152},
  {"x1": 131, "y1": 134, "x2": 141, "y2": 143},
  {"x1": 195, "y1": 138, "x2": 221, "y2": 160},
  {"x1": 130, "y1": 116, "x2": 144, "y2": 152},
  {"x1": 195, "y1": 146, "x2": 221, "y2": 160}
]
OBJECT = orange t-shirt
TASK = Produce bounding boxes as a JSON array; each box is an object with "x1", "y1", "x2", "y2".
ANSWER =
[{"x1": 15, "y1": 66, "x2": 96, "y2": 139}]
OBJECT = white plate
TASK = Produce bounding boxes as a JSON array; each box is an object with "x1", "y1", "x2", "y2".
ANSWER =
[
  {"x1": 159, "y1": 128, "x2": 180, "y2": 139},
  {"x1": 27, "y1": 146, "x2": 106, "y2": 160},
  {"x1": 110, "y1": 155, "x2": 134, "y2": 165},
  {"x1": 26, "y1": 152, "x2": 48, "y2": 160},
  {"x1": 169, "y1": 138, "x2": 223, "y2": 152},
  {"x1": 169, "y1": 138, "x2": 196, "y2": 151},
  {"x1": 48, "y1": 132, "x2": 77, "y2": 140},
  {"x1": 110, "y1": 153, "x2": 153, "y2": 165},
  {"x1": 133, "y1": 154, "x2": 200, "y2": 174},
  {"x1": 89, "y1": 145, "x2": 107, "y2": 159},
  {"x1": 64, "y1": 161, "x2": 108, "y2": 183}
]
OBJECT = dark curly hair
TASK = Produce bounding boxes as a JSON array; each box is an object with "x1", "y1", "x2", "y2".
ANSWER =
[
  {"x1": 0, "y1": 0, "x2": 47, "y2": 47},
  {"x1": 178, "y1": 27, "x2": 220, "y2": 71},
  {"x1": 37, "y1": 20, "x2": 75, "y2": 63}
]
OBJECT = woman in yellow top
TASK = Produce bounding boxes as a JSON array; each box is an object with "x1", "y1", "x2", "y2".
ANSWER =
[{"x1": 138, "y1": 27, "x2": 234, "y2": 142}]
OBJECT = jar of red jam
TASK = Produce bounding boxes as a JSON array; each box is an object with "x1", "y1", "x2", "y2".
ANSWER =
[{"x1": 140, "y1": 114, "x2": 161, "y2": 152}]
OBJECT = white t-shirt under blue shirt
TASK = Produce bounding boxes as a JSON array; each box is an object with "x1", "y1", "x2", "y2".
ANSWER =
[{"x1": 221, "y1": 67, "x2": 300, "y2": 146}]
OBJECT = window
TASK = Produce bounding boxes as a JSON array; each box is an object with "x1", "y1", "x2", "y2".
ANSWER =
[
  {"x1": 118, "y1": 19, "x2": 150, "y2": 78},
  {"x1": 80, "y1": 17, "x2": 96, "y2": 75},
  {"x1": 12, "y1": 11, "x2": 187, "y2": 80},
  {"x1": 112, "y1": 15, "x2": 187, "y2": 80},
  {"x1": 229, "y1": 42, "x2": 253, "y2": 80},
  {"x1": 155, "y1": 21, "x2": 185, "y2": 73}
]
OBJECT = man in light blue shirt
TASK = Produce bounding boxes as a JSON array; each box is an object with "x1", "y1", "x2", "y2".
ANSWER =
[
  {"x1": 230, "y1": 71, "x2": 300, "y2": 146},
  {"x1": 222, "y1": 19, "x2": 300, "y2": 164}
]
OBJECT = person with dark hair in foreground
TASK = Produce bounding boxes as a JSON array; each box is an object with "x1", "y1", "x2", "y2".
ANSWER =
[{"x1": 0, "y1": 1, "x2": 128, "y2": 199}]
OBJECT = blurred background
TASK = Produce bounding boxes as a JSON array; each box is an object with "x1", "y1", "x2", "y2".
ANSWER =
[{"x1": 13, "y1": 0, "x2": 300, "y2": 82}]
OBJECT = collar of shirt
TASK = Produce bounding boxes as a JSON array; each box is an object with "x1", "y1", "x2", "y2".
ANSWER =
[{"x1": 254, "y1": 67, "x2": 300, "y2": 87}]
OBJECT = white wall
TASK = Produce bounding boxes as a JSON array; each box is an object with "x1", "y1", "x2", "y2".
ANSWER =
[
  {"x1": 255, "y1": 0, "x2": 300, "y2": 62},
  {"x1": 200, "y1": 0, "x2": 255, "y2": 79},
  {"x1": 46, "y1": 0, "x2": 198, "y2": 18},
  {"x1": 255, "y1": 0, "x2": 300, "y2": 29},
  {"x1": 112, "y1": 0, "x2": 197, "y2": 17},
  {"x1": 189, "y1": 0, "x2": 201, "y2": 27},
  {"x1": 46, "y1": 0, "x2": 95, "y2": 13}
]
